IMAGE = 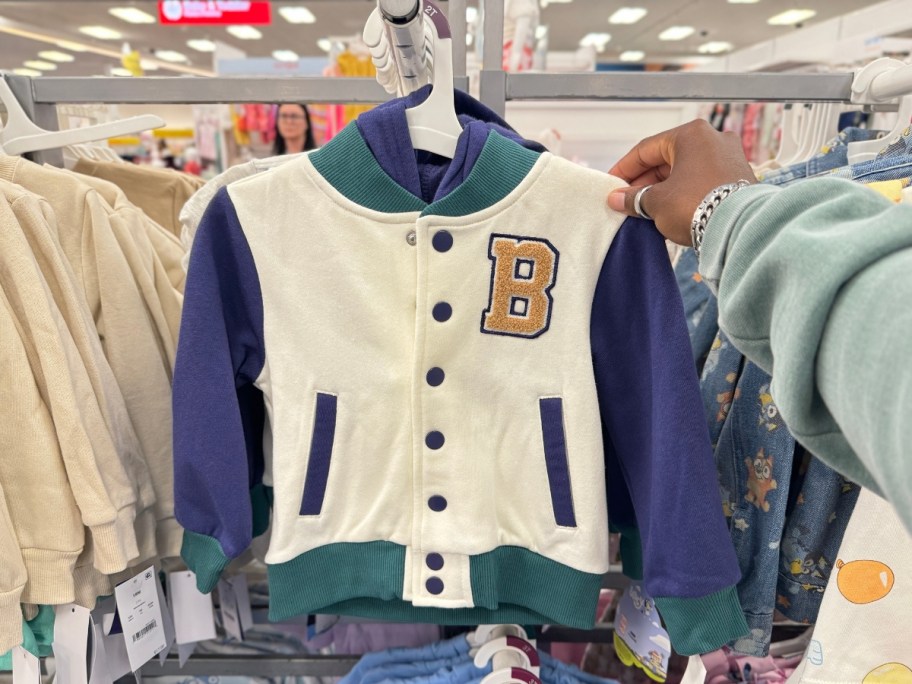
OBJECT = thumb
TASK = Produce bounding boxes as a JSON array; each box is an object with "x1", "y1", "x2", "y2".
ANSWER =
[{"x1": 607, "y1": 184, "x2": 659, "y2": 218}]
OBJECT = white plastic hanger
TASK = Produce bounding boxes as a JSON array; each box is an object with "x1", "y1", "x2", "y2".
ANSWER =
[
  {"x1": 473, "y1": 637, "x2": 540, "y2": 672},
  {"x1": 848, "y1": 58, "x2": 912, "y2": 164},
  {"x1": 0, "y1": 76, "x2": 164, "y2": 156}
]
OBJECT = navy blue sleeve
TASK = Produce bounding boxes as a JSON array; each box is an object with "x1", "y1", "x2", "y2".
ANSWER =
[
  {"x1": 591, "y1": 218, "x2": 747, "y2": 653},
  {"x1": 173, "y1": 187, "x2": 266, "y2": 592}
]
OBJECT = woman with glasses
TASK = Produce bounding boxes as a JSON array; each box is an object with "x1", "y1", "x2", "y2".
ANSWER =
[{"x1": 273, "y1": 103, "x2": 317, "y2": 155}]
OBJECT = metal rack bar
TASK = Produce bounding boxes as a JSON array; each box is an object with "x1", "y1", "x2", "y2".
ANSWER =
[
  {"x1": 506, "y1": 72, "x2": 856, "y2": 103},
  {"x1": 145, "y1": 654, "x2": 361, "y2": 678},
  {"x1": 480, "y1": 0, "x2": 506, "y2": 116},
  {"x1": 450, "y1": 0, "x2": 468, "y2": 79}
]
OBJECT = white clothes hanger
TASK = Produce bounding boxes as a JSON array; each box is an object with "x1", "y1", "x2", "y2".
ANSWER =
[
  {"x1": 848, "y1": 58, "x2": 912, "y2": 164},
  {"x1": 0, "y1": 76, "x2": 164, "y2": 157},
  {"x1": 473, "y1": 637, "x2": 540, "y2": 672}
]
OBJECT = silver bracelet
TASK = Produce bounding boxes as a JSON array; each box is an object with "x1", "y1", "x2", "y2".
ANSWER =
[{"x1": 691, "y1": 180, "x2": 752, "y2": 259}]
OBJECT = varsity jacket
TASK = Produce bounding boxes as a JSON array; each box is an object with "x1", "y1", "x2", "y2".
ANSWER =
[{"x1": 174, "y1": 92, "x2": 748, "y2": 655}]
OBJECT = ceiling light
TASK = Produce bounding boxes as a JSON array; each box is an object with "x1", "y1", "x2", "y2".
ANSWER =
[
  {"x1": 227, "y1": 25, "x2": 263, "y2": 40},
  {"x1": 273, "y1": 49, "x2": 299, "y2": 62},
  {"x1": 55, "y1": 40, "x2": 89, "y2": 53},
  {"x1": 609, "y1": 7, "x2": 647, "y2": 24},
  {"x1": 140, "y1": 59, "x2": 160, "y2": 71},
  {"x1": 698, "y1": 41, "x2": 734, "y2": 54},
  {"x1": 659, "y1": 26, "x2": 695, "y2": 41},
  {"x1": 24, "y1": 60, "x2": 57, "y2": 71},
  {"x1": 768, "y1": 9, "x2": 816, "y2": 25},
  {"x1": 110, "y1": 67, "x2": 133, "y2": 76},
  {"x1": 38, "y1": 50, "x2": 75, "y2": 62},
  {"x1": 728, "y1": 0, "x2": 760, "y2": 3},
  {"x1": 78, "y1": 26, "x2": 123, "y2": 40},
  {"x1": 540, "y1": 0, "x2": 573, "y2": 6},
  {"x1": 13, "y1": 68, "x2": 42, "y2": 77},
  {"x1": 108, "y1": 7, "x2": 156, "y2": 24},
  {"x1": 278, "y1": 6, "x2": 315, "y2": 24},
  {"x1": 187, "y1": 38, "x2": 217, "y2": 52},
  {"x1": 620, "y1": 50, "x2": 645, "y2": 61},
  {"x1": 580, "y1": 32, "x2": 611, "y2": 52},
  {"x1": 154, "y1": 49, "x2": 189, "y2": 62},
  {"x1": 317, "y1": 38, "x2": 333, "y2": 52}
]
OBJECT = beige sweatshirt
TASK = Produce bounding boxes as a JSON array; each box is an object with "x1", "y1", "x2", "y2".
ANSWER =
[
  {"x1": 0, "y1": 184, "x2": 142, "y2": 578},
  {"x1": 1, "y1": 181, "x2": 160, "y2": 570},
  {"x1": 63, "y1": 171, "x2": 183, "y2": 367},
  {"x1": 0, "y1": 160, "x2": 181, "y2": 559},
  {"x1": 0, "y1": 481, "x2": 26, "y2": 653},
  {"x1": 0, "y1": 206, "x2": 83, "y2": 604},
  {"x1": 74, "y1": 160, "x2": 204, "y2": 238}
]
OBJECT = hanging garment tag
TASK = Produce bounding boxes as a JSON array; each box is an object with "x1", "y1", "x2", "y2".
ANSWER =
[
  {"x1": 155, "y1": 574, "x2": 176, "y2": 665},
  {"x1": 613, "y1": 583, "x2": 671, "y2": 683},
  {"x1": 231, "y1": 574, "x2": 254, "y2": 633},
  {"x1": 11, "y1": 646, "x2": 41, "y2": 684},
  {"x1": 168, "y1": 571, "x2": 216, "y2": 645},
  {"x1": 100, "y1": 631, "x2": 131, "y2": 681},
  {"x1": 217, "y1": 578, "x2": 244, "y2": 642},
  {"x1": 88, "y1": 619, "x2": 112, "y2": 684},
  {"x1": 114, "y1": 566, "x2": 167, "y2": 672},
  {"x1": 53, "y1": 604, "x2": 92, "y2": 684},
  {"x1": 680, "y1": 655, "x2": 709, "y2": 684},
  {"x1": 177, "y1": 642, "x2": 196, "y2": 668}
]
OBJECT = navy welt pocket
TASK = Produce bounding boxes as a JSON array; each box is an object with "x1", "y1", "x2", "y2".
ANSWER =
[
  {"x1": 539, "y1": 397, "x2": 577, "y2": 528},
  {"x1": 299, "y1": 392, "x2": 337, "y2": 516}
]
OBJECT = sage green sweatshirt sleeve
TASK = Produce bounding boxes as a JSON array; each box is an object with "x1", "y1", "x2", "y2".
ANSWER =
[{"x1": 699, "y1": 177, "x2": 912, "y2": 532}]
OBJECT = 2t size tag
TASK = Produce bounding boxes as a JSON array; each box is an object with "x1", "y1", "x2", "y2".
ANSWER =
[
  {"x1": 12, "y1": 646, "x2": 40, "y2": 684},
  {"x1": 168, "y1": 571, "x2": 216, "y2": 645},
  {"x1": 614, "y1": 583, "x2": 671, "y2": 683},
  {"x1": 114, "y1": 566, "x2": 167, "y2": 672}
]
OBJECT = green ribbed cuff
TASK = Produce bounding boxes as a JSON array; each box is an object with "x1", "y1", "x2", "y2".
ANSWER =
[
  {"x1": 656, "y1": 584, "x2": 749, "y2": 656},
  {"x1": 181, "y1": 531, "x2": 230, "y2": 593}
]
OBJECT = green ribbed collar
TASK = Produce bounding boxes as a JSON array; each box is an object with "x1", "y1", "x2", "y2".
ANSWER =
[{"x1": 309, "y1": 123, "x2": 541, "y2": 218}]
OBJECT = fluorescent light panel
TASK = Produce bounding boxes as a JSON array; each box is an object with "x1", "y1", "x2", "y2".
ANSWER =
[
  {"x1": 698, "y1": 41, "x2": 734, "y2": 54},
  {"x1": 78, "y1": 25, "x2": 123, "y2": 40},
  {"x1": 38, "y1": 50, "x2": 75, "y2": 62},
  {"x1": 620, "y1": 50, "x2": 645, "y2": 61},
  {"x1": 273, "y1": 49, "x2": 299, "y2": 62},
  {"x1": 609, "y1": 7, "x2": 647, "y2": 24},
  {"x1": 56, "y1": 40, "x2": 89, "y2": 53},
  {"x1": 24, "y1": 59, "x2": 56, "y2": 70},
  {"x1": 108, "y1": 7, "x2": 156, "y2": 24},
  {"x1": 13, "y1": 67, "x2": 42, "y2": 77},
  {"x1": 768, "y1": 9, "x2": 816, "y2": 25},
  {"x1": 580, "y1": 32, "x2": 611, "y2": 51},
  {"x1": 187, "y1": 38, "x2": 217, "y2": 52},
  {"x1": 110, "y1": 67, "x2": 133, "y2": 76},
  {"x1": 278, "y1": 6, "x2": 316, "y2": 24},
  {"x1": 728, "y1": 0, "x2": 760, "y2": 3},
  {"x1": 317, "y1": 38, "x2": 333, "y2": 52},
  {"x1": 140, "y1": 59, "x2": 160, "y2": 71},
  {"x1": 154, "y1": 49, "x2": 188, "y2": 62},
  {"x1": 659, "y1": 25, "x2": 695, "y2": 41},
  {"x1": 226, "y1": 25, "x2": 262, "y2": 40}
]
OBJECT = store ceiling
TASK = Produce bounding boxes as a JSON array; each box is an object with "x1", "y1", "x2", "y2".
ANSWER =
[{"x1": 0, "y1": 0, "x2": 897, "y2": 77}]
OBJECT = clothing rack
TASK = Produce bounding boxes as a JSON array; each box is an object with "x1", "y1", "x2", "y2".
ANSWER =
[{"x1": 1, "y1": 0, "x2": 892, "y2": 678}]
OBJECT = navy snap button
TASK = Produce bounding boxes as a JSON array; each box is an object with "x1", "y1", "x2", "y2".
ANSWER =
[
  {"x1": 425, "y1": 431, "x2": 445, "y2": 450},
  {"x1": 432, "y1": 230, "x2": 453, "y2": 253},
  {"x1": 426, "y1": 577, "x2": 444, "y2": 595},
  {"x1": 432, "y1": 303, "x2": 452, "y2": 322},
  {"x1": 426, "y1": 367, "x2": 445, "y2": 387},
  {"x1": 426, "y1": 553, "x2": 444, "y2": 571},
  {"x1": 428, "y1": 496, "x2": 447, "y2": 512}
]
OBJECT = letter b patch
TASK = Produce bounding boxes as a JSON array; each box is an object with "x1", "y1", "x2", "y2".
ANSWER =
[{"x1": 481, "y1": 234, "x2": 559, "y2": 339}]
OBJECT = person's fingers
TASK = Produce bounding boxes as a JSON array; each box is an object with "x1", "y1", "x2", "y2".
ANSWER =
[
  {"x1": 607, "y1": 184, "x2": 659, "y2": 217},
  {"x1": 624, "y1": 165, "x2": 672, "y2": 189},
  {"x1": 608, "y1": 130, "x2": 677, "y2": 181}
]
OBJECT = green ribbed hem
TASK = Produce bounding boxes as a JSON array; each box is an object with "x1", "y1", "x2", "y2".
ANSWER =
[
  {"x1": 656, "y1": 584, "x2": 749, "y2": 656},
  {"x1": 181, "y1": 531, "x2": 230, "y2": 593},
  {"x1": 251, "y1": 484, "x2": 272, "y2": 539},
  {"x1": 310, "y1": 124, "x2": 542, "y2": 218},
  {"x1": 310, "y1": 125, "x2": 426, "y2": 213},
  {"x1": 268, "y1": 542, "x2": 603, "y2": 628}
]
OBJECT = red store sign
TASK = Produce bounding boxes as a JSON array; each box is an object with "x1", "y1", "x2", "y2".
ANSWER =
[{"x1": 158, "y1": 1, "x2": 272, "y2": 25}]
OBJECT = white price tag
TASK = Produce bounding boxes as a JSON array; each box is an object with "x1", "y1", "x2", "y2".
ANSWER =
[
  {"x1": 177, "y1": 642, "x2": 196, "y2": 668},
  {"x1": 155, "y1": 576, "x2": 176, "y2": 665},
  {"x1": 681, "y1": 655, "x2": 709, "y2": 684},
  {"x1": 99, "y1": 632, "x2": 131, "y2": 681},
  {"x1": 114, "y1": 566, "x2": 167, "y2": 672},
  {"x1": 217, "y1": 578, "x2": 243, "y2": 642},
  {"x1": 53, "y1": 604, "x2": 91, "y2": 684},
  {"x1": 168, "y1": 571, "x2": 216, "y2": 645},
  {"x1": 88, "y1": 620, "x2": 112, "y2": 684},
  {"x1": 11, "y1": 646, "x2": 41, "y2": 684}
]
